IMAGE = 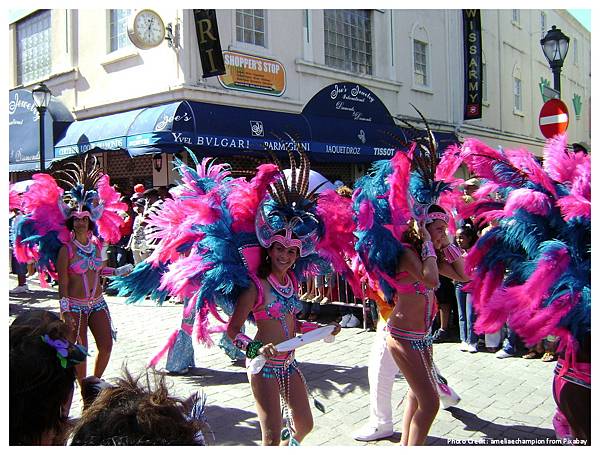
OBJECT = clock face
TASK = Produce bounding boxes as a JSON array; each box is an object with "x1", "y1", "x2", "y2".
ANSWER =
[{"x1": 128, "y1": 10, "x2": 165, "y2": 49}]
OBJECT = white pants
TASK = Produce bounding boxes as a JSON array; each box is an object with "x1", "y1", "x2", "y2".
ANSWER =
[
  {"x1": 485, "y1": 329, "x2": 502, "y2": 348},
  {"x1": 367, "y1": 320, "x2": 399, "y2": 427},
  {"x1": 132, "y1": 249, "x2": 150, "y2": 265}
]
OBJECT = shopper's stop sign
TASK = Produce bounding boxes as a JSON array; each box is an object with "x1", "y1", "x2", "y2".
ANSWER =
[{"x1": 539, "y1": 99, "x2": 569, "y2": 139}]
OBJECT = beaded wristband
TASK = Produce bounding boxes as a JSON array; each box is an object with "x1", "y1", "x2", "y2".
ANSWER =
[
  {"x1": 233, "y1": 332, "x2": 252, "y2": 351},
  {"x1": 442, "y1": 244, "x2": 462, "y2": 263},
  {"x1": 421, "y1": 241, "x2": 437, "y2": 260},
  {"x1": 59, "y1": 297, "x2": 70, "y2": 312},
  {"x1": 246, "y1": 340, "x2": 263, "y2": 359}
]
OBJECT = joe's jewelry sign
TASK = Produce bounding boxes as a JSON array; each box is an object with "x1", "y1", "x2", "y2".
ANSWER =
[{"x1": 218, "y1": 51, "x2": 286, "y2": 96}]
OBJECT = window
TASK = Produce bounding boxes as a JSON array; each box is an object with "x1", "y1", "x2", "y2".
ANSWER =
[
  {"x1": 324, "y1": 10, "x2": 372, "y2": 75},
  {"x1": 573, "y1": 37, "x2": 578, "y2": 65},
  {"x1": 540, "y1": 11, "x2": 547, "y2": 35},
  {"x1": 413, "y1": 40, "x2": 428, "y2": 86},
  {"x1": 513, "y1": 77, "x2": 522, "y2": 112},
  {"x1": 109, "y1": 9, "x2": 131, "y2": 52},
  {"x1": 236, "y1": 9, "x2": 265, "y2": 47},
  {"x1": 512, "y1": 10, "x2": 520, "y2": 25},
  {"x1": 16, "y1": 10, "x2": 51, "y2": 85}
]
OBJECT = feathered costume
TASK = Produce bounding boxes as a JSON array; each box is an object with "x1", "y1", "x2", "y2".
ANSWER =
[
  {"x1": 352, "y1": 108, "x2": 463, "y2": 410},
  {"x1": 13, "y1": 156, "x2": 127, "y2": 287},
  {"x1": 111, "y1": 147, "x2": 359, "y2": 365},
  {"x1": 437, "y1": 134, "x2": 591, "y2": 439}
]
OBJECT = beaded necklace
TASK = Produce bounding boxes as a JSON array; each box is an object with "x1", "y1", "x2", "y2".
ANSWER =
[{"x1": 267, "y1": 273, "x2": 294, "y2": 298}]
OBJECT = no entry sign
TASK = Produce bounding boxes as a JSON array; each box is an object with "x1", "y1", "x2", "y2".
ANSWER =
[{"x1": 539, "y1": 99, "x2": 569, "y2": 138}]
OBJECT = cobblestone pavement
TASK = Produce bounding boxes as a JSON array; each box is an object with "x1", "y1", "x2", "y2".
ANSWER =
[{"x1": 9, "y1": 275, "x2": 559, "y2": 446}]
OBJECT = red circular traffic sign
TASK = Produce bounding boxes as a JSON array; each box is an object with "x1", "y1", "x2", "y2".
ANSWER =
[{"x1": 539, "y1": 99, "x2": 569, "y2": 139}]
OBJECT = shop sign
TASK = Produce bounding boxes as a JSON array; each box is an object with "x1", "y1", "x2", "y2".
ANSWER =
[
  {"x1": 302, "y1": 82, "x2": 395, "y2": 125},
  {"x1": 218, "y1": 51, "x2": 286, "y2": 96},
  {"x1": 462, "y1": 9, "x2": 483, "y2": 120},
  {"x1": 193, "y1": 9, "x2": 226, "y2": 78}
]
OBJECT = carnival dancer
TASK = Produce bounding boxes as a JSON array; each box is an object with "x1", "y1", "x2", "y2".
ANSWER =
[
  {"x1": 352, "y1": 117, "x2": 468, "y2": 445},
  {"x1": 437, "y1": 134, "x2": 591, "y2": 443},
  {"x1": 112, "y1": 147, "x2": 358, "y2": 446},
  {"x1": 13, "y1": 156, "x2": 132, "y2": 384}
]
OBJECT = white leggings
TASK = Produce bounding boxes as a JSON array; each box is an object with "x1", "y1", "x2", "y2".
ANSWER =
[{"x1": 367, "y1": 320, "x2": 400, "y2": 427}]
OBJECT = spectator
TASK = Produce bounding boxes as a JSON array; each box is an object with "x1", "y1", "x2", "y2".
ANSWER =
[
  {"x1": 454, "y1": 222, "x2": 479, "y2": 353},
  {"x1": 10, "y1": 310, "x2": 86, "y2": 445},
  {"x1": 69, "y1": 368, "x2": 209, "y2": 445},
  {"x1": 431, "y1": 275, "x2": 457, "y2": 343},
  {"x1": 127, "y1": 195, "x2": 149, "y2": 264}
]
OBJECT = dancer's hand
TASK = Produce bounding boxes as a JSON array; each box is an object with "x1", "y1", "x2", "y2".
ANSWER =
[
  {"x1": 331, "y1": 322, "x2": 341, "y2": 336},
  {"x1": 258, "y1": 343, "x2": 279, "y2": 359},
  {"x1": 418, "y1": 220, "x2": 431, "y2": 242}
]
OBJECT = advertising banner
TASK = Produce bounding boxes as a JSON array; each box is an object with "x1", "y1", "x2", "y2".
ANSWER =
[
  {"x1": 463, "y1": 9, "x2": 483, "y2": 120},
  {"x1": 193, "y1": 9, "x2": 226, "y2": 78},
  {"x1": 218, "y1": 50, "x2": 286, "y2": 96}
]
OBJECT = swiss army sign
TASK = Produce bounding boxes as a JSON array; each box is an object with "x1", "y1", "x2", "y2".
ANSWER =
[{"x1": 539, "y1": 99, "x2": 569, "y2": 139}]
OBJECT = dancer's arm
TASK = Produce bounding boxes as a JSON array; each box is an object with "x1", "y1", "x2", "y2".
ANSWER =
[
  {"x1": 226, "y1": 281, "x2": 256, "y2": 342},
  {"x1": 398, "y1": 221, "x2": 440, "y2": 289},
  {"x1": 56, "y1": 246, "x2": 74, "y2": 330},
  {"x1": 437, "y1": 239, "x2": 470, "y2": 282}
]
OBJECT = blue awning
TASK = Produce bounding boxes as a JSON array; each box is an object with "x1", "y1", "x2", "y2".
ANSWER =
[
  {"x1": 55, "y1": 100, "x2": 313, "y2": 159},
  {"x1": 53, "y1": 97, "x2": 458, "y2": 164}
]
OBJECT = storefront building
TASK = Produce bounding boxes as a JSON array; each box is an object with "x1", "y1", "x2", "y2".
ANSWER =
[{"x1": 8, "y1": 9, "x2": 590, "y2": 192}]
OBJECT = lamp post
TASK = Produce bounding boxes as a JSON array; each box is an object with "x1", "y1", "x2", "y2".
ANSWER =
[
  {"x1": 153, "y1": 153, "x2": 163, "y2": 172},
  {"x1": 540, "y1": 25, "x2": 570, "y2": 97},
  {"x1": 31, "y1": 82, "x2": 52, "y2": 172}
]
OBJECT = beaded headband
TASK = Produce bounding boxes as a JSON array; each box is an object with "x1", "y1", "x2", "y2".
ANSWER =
[{"x1": 425, "y1": 211, "x2": 449, "y2": 224}]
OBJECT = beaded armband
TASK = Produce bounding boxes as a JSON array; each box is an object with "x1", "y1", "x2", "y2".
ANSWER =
[
  {"x1": 421, "y1": 241, "x2": 437, "y2": 261},
  {"x1": 233, "y1": 333, "x2": 252, "y2": 351},
  {"x1": 442, "y1": 244, "x2": 462, "y2": 263},
  {"x1": 233, "y1": 333, "x2": 264, "y2": 359}
]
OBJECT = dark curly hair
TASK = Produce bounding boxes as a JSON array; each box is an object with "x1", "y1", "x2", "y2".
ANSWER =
[
  {"x1": 69, "y1": 368, "x2": 207, "y2": 445},
  {"x1": 10, "y1": 310, "x2": 79, "y2": 445}
]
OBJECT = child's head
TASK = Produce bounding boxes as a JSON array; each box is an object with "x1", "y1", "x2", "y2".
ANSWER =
[
  {"x1": 70, "y1": 368, "x2": 208, "y2": 445},
  {"x1": 10, "y1": 310, "x2": 86, "y2": 445}
]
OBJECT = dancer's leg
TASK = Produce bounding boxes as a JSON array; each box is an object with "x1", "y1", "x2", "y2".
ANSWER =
[
  {"x1": 249, "y1": 373, "x2": 284, "y2": 446},
  {"x1": 387, "y1": 337, "x2": 439, "y2": 445},
  {"x1": 285, "y1": 370, "x2": 314, "y2": 444},
  {"x1": 400, "y1": 389, "x2": 418, "y2": 445},
  {"x1": 87, "y1": 308, "x2": 113, "y2": 378}
]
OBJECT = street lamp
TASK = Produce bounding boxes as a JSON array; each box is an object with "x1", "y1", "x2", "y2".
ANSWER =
[
  {"x1": 153, "y1": 153, "x2": 163, "y2": 172},
  {"x1": 32, "y1": 82, "x2": 52, "y2": 172},
  {"x1": 540, "y1": 25, "x2": 570, "y2": 97}
]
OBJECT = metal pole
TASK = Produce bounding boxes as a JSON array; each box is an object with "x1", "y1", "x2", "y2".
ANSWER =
[
  {"x1": 38, "y1": 107, "x2": 47, "y2": 172},
  {"x1": 553, "y1": 67, "x2": 561, "y2": 98}
]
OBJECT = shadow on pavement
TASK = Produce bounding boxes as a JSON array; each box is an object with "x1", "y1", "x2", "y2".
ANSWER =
[
  {"x1": 9, "y1": 300, "x2": 58, "y2": 319},
  {"x1": 448, "y1": 407, "x2": 556, "y2": 442},
  {"x1": 178, "y1": 367, "x2": 250, "y2": 387},
  {"x1": 300, "y1": 362, "x2": 371, "y2": 398},
  {"x1": 203, "y1": 405, "x2": 259, "y2": 446}
]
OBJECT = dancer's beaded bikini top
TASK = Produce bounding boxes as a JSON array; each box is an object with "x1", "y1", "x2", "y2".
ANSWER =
[
  {"x1": 253, "y1": 272, "x2": 303, "y2": 338},
  {"x1": 66, "y1": 235, "x2": 102, "y2": 275}
]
